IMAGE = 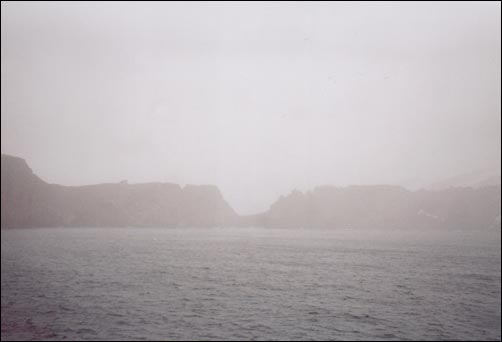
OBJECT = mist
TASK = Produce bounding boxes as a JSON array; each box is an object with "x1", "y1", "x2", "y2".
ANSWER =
[{"x1": 1, "y1": 1, "x2": 500, "y2": 214}]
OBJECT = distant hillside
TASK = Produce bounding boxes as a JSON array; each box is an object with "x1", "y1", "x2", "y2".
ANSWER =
[
  {"x1": 427, "y1": 170, "x2": 501, "y2": 190},
  {"x1": 1, "y1": 154, "x2": 237, "y2": 228},
  {"x1": 1, "y1": 154, "x2": 500, "y2": 230},
  {"x1": 257, "y1": 185, "x2": 501, "y2": 230}
]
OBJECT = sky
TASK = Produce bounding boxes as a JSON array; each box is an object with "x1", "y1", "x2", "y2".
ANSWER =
[{"x1": 1, "y1": 1, "x2": 501, "y2": 214}]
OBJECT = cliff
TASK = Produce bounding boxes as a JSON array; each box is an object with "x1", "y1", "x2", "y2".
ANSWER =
[
  {"x1": 260, "y1": 185, "x2": 501, "y2": 230},
  {"x1": 2, "y1": 154, "x2": 500, "y2": 230},
  {"x1": 1, "y1": 154, "x2": 237, "y2": 228}
]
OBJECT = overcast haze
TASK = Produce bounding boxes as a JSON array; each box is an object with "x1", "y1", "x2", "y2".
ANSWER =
[{"x1": 1, "y1": 1, "x2": 501, "y2": 214}]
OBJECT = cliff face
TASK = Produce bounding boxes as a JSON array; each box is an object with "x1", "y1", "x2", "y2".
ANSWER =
[
  {"x1": 2, "y1": 154, "x2": 500, "y2": 230},
  {"x1": 1, "y1": 154, "x2": 237, "y2": 228},
  {"x1": 261, "y1": 185, "x2": 501, "y2": 230}
]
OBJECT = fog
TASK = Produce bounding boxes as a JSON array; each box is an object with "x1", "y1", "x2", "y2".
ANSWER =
[{"x1": 1, "y1": 2, "x2": 500, "y2": 214}]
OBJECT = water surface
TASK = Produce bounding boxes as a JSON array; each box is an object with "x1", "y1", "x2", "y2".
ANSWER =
[{"x1": 1, "y1": 227, "x2": 501, "y2": 340}]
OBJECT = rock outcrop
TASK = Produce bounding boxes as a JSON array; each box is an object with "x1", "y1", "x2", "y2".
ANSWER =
[
  {"x1": 259, "y1": 185, "x2": 501, "y2": 230},
  {"x1": 1, "y1": 154, "x2": 237, "y2": 228},
  {"x1": 2, "y1": 154, "x2": 500, "y2": 230}
]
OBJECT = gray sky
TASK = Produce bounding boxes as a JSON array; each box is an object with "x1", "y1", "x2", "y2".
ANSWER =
[{"x1": 1, "y1": 1, "x2": 501, "y2": 214}]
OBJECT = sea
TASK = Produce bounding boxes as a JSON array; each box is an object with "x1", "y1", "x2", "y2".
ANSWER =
[{"x1": 1, "y1": 227, "x2": 500, "y2": 341}]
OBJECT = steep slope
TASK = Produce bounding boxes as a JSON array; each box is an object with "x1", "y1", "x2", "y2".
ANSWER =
[
  {"x1": 261, "y1": 185, "x2": 501, "y2": 230},
  {"x1": 1, "y1": 154, "x2": 237, "y2": 228},
  {"x1": 2, "y1": 154, "x2": 500, "y2": 230}
]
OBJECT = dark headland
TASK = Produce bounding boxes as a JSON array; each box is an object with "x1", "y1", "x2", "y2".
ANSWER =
[{"x1": 1, "y1": 154, "x2": 500, "y2": 230}]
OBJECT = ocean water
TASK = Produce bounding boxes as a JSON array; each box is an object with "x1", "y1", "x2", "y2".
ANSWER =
[{"x1": 1, "y1": 227, "x2": 500, "y2": 341}]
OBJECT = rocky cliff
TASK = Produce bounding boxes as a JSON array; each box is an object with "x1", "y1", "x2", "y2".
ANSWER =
[
  {"x1": 2, "y1": 154, "x2": 500, "y2": 230},
  {"x1": 1, "y1": 154, "x2": 237, "y2": 228},
  {"x1": 259, "y1": 185, "x2": 501, "y2": 230}
]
